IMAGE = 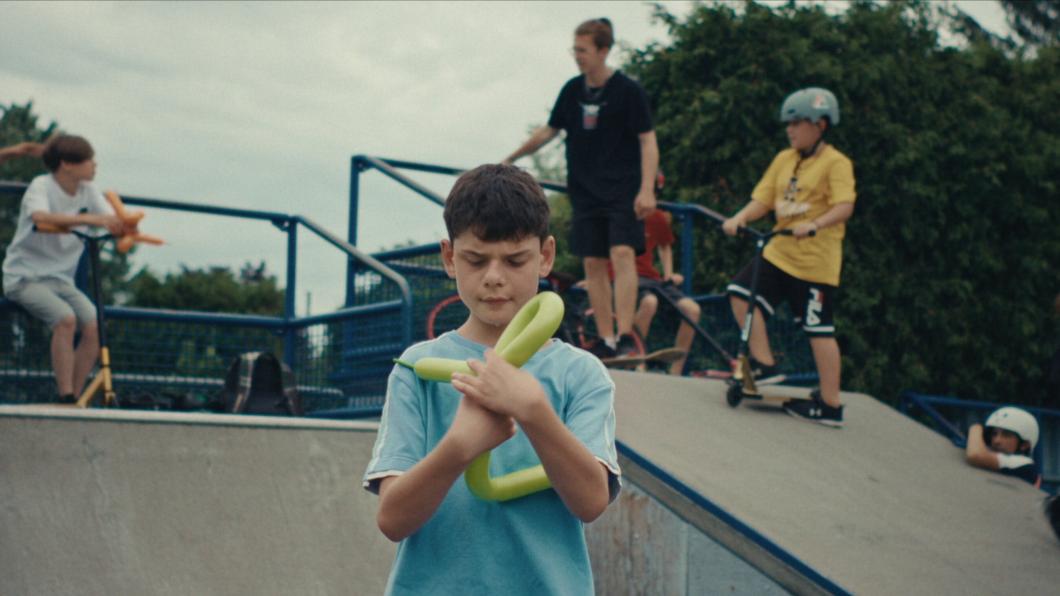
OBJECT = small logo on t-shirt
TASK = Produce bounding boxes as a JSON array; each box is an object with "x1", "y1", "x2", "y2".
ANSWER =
[
  {"x1": 580, "y1": 102, "x2": 603, "y2": 130},
  {"x1": 776, "y1": 177, "x2": 810, "y2": 220}
]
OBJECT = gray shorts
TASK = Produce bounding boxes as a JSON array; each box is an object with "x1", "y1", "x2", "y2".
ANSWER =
[{"x1": 4, "y1": 278, "x2": 97, "y2": 328}]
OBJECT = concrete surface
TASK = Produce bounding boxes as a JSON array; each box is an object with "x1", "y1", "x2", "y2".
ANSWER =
[
  {"x1": 608, "y1": 371, "x2": 1060, "y2": 595},
  {"x1": 4, "y1": 370, "x2": 1059, "y2": 595},
  {"x1": 0, "y1": 407, "x2": 395, "y2": 596}
]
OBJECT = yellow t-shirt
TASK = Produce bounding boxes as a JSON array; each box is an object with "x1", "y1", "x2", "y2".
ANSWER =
[{"x1": 752, "y1": 145, "x2": 856, "y2": 286}]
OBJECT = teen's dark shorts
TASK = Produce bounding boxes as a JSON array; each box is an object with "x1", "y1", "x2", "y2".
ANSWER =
[
  {"x1": 637, "y1": 278, "x2": 687, "y2": 305},
  {"x1": 569, "y1": 209, "x2": 645, "y2": 258},
  {"x1": 726, "y1": 257, "x2": 837, "y2": 337}
]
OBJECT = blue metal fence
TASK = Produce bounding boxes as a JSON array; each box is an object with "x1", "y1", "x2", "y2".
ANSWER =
[
  {"x1": 348, "y1": 156, "x2": 816, "y2": 379},
  {"x1": 0, "y1": 181, "x2": 411, "y2": 415},
  {"x1": 900, "y1": 391, "x2": 1059, "y2": 493}
]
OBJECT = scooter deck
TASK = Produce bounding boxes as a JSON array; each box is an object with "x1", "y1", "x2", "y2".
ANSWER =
[{"x1": 733, "y1": 384, "x2": 815, "y2": 407}]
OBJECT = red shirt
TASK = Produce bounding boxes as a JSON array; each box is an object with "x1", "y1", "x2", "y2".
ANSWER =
[{"x1": 636, "y1": 210, "x2": 675, "y2": 280}]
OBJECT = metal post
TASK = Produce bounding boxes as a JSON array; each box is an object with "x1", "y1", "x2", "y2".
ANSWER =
[
  {"x1": 347, "y1": 156, "x2": 362, "y2": 307},
  {"x1": 284, "y1": 220, "x2": 297, "y2": 368}
]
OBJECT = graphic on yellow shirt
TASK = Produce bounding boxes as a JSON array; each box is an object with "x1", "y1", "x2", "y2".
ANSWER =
[{"x1": 751, "y1": 145, "x2": 856, "y2": 286}]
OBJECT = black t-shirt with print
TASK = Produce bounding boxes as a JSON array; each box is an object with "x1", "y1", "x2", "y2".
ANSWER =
[{"x1": 548, "y1": 70, "x2": 653, "y2": 217}]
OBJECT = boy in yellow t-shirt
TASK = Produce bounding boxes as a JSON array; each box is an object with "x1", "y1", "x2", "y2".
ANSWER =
[{"x1": 722, "y1": 87, "x2": 855, "y2": 426}]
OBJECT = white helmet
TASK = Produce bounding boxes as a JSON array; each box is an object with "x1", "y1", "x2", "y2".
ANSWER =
[{"x1": 984, "y1": 407, "x2": 1039, "y2": 451}]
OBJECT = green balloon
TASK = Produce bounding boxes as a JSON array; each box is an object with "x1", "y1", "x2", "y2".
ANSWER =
[{"x1": 404, "y1": 291, "x2": 565, "y2": 502}]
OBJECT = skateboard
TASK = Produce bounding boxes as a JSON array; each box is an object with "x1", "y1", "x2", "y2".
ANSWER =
[{"x1": 602, "y1": 347, "x2": 687, "y2": 368}]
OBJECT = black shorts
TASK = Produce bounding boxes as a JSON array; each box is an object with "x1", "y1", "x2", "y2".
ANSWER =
[
  {"x1": 569, "y1": 209, "x2": 645, "y2": 258},
  {"x1": 726, "y1": 257, "x2": 837, "y2": 337},
  {"x1": 638, "y1": 278, "x2": 687, "y2": 306}
]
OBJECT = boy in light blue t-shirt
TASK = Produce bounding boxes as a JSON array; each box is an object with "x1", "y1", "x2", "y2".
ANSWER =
[{"x1": 363, "y1": 164, "x2": 620, "y2": 595}]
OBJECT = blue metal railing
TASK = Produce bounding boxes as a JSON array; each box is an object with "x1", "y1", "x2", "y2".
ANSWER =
[
  {"x1": 0, "y1": 181, "x2": 412, "y2": 413},
  {"x1": 900, "y1": 391, "x2": 1059, "y2": 493},
  {"x1": 348, "y1": 156, "x2": 820, "y2": 379}
]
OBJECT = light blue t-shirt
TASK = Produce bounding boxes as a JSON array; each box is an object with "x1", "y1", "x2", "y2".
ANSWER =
[{"x1": 363, "y1": 331, "x2": 620, "y2": 596}]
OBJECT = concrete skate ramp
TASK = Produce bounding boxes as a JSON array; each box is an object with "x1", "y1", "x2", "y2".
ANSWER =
[
  {"x1": 608, "y1": 371, "x2": 1060, "y2": 595},
  {"x1": 0, "y1": 407, "x2": 395, "y2": 596}
]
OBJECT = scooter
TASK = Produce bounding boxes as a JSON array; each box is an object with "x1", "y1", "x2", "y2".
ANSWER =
[{"x1": 657, "y1": 201, "x2": 812, "y2": 407}]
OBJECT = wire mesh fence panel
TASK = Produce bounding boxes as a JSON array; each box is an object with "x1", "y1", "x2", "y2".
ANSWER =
[{"x1": 0, "y1": 303, "x2": 56, "y2": 402}]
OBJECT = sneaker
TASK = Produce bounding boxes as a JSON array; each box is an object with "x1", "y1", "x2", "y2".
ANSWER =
[
  {"x1": 587, "y1": 340, "x2": 616, "y2": 359},
  {"x1": 615, "y1": 334, "x2": 642, "y2": 358},
  {"x1": 784, "y1": 389, "x2": 843, "y2": 427},
  {"x1": 750, "y1": 358, "x2": 786, "y2": 385}
]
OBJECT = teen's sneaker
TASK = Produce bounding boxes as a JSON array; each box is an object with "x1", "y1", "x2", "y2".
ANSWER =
[
  {"x1": 783, "y1": 389, "x2": 843, "y2": 427},
  {"x1": 750, "y1": 358, "x2": 786, "y2": 385},
  {"x1": 587, "y1": 340, "x2": 616, "y2": 360},
  {"x1": 615, "y1": 334, "x2": 642, "y2": 358}
]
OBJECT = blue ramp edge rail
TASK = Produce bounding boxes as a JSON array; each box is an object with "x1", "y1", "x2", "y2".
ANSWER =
[{"x1": 616, "y1": 440, "x2": 852, "y2": 596}]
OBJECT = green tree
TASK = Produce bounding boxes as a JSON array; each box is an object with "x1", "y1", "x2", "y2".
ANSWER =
[
  {"x1": 619, "y1": 0, "x2": 1059, "y2": 406},
  {"x1": 999, "y1": 0, "x2": 1059, "y2": 47},
  {"x1": 127, "y1": 261, "x2": 284, "y2": 315}
]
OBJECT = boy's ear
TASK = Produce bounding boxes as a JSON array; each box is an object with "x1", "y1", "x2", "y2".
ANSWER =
[
  {"x1": 538, "y1": 236, "x2": 556, "y2": 278},
  {"x1": 440, "y1": 238, "x2": 457, "y2": 279}
]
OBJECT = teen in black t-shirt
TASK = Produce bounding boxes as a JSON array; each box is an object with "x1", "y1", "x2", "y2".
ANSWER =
[{"x1": 504, "y1": 18, "x2": 659, "y2": 359}]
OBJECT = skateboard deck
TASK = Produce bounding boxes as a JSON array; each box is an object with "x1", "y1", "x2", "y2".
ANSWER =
[{"x1": 602, "y1": 347, "x2": 686, "y2": 368}]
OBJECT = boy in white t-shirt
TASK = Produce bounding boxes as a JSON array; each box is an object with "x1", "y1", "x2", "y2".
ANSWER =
[{"x1": 2, "y1": 135, "x2": 124, "y2": 402}]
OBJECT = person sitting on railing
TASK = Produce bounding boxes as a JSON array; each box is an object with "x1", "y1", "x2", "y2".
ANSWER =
[
  {"x1": 964, "y1": 406, "x2": 1041, "y2": 488},
  {"x1": 0, "y1": 141, "x2": 46, "y2": 163},
  {"x1": 627, "y1": 209, "x2": 700, "y2": 376},
  {"x1": 1, "y1": 135, "x2": 125, "y2": 403},
  {"x1": 502, "y1": 17, "x2": 658, "y2": 362},
  {"x1": 721, "y1": 87, "x2": 856, "y2": 427}
]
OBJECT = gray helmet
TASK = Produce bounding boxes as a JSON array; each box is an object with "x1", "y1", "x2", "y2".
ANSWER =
[{"x1": 779, "y1": 87, "x2": 840, "y2": 126}]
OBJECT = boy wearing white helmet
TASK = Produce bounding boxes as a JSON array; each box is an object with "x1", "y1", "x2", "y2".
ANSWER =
[
  {"x1": 964, "y1": 406, "x2": 1041, "y2": 488},
  {"x1": 722, "y1": 87, "x2": 856, "y2": 426}
]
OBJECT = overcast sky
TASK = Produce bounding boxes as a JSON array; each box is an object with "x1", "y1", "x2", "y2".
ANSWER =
[{"x1": 1, "y1": 1, "x2": 1007, "y2": 314}]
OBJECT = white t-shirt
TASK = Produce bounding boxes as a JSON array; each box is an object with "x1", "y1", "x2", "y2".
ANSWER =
[{"x1": 2, "y1": 174, "x2": 113, "y2": 291}]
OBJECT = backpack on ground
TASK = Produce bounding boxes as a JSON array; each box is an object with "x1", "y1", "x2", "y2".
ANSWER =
[{"x1": 221, "y1": 351, "x2": 303, "y2": 416}]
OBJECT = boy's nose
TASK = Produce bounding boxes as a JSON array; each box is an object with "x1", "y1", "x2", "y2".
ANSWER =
[{"x1": 482, "y1": 262, "x2": 505, "y2": 286}]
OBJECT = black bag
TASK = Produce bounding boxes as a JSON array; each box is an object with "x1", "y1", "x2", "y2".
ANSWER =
[{"x1": 221, "y1": 351, "x2": 303, "y2": 416}]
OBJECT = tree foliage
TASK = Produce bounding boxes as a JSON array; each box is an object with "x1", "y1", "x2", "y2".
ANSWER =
[
  {"x1": 617, "y1": 0, "x2": 1058, "y2": 406},
  {"x1": 999, "y1": 0, "x2": 1060, "y2": 48},
  {"x1": 126, "y1": 261, "x2": 284, "y2": 316}
]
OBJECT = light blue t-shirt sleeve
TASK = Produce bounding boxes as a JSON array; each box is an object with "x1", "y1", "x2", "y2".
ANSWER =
[
  {"x1": 363, "y1": 364, "x2": 427, "y2": 493},
  {"x1": 562, "y1": 352, "x2": 621, "y2": 501}
]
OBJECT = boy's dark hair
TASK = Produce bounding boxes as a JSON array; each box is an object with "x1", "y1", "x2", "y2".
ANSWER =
[
  {"x1": 575, "y1": 18, "x2": 614, "y2": 49},
  {"x1": 444, "y1": 164, "x2": 550, "y2": 243},
  {"x1": 42, "y1": 135, "x2": 94, "y2": 172}
]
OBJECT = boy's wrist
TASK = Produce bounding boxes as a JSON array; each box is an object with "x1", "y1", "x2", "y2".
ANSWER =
[{"x1": 512, "y1": 388, "x2": 550, "y2": 427}]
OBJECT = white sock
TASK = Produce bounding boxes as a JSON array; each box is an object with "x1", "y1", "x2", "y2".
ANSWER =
[{"x1": 604, "y1": 336, "x2": 617, "y2": 349}]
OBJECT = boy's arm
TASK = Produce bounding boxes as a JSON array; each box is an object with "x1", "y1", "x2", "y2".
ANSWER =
[
  {"x1": 657, "y1": 243, "x2": 675, "y2": 281},
  {"x1": 633, "y1": 131, "x2": 659, "y2": 219},
  {"x1": 965, "y1": 424, "x2": 1000, "y2": 470},
  {"x1": 722, "y1": 200, "x2": 772, "y2": 236},
  {"x1": 454, "y1": 350, "x2": 611, "y2": 522},
  {"x1": 791, "y1": 202, "x2": 855, "y2": 239},
  {"x1": 32, "y1": 211, "x2": 124, "y2": 235},
  {"x1": 376, "y1": 394, "x2": 516, "y2": 542},
  {"x1": 0, "y1": 142, "x2": 44, "y2": 163},
  {"x1": 502, "y1": 126, "x2": 560, "y2": 165},
  {"x1": 517, "y1": 398, "x2": 611, "y2": 522}
]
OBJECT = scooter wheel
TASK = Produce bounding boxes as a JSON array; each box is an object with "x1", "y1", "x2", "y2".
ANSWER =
[{"x1": 726, "y1": 383, "x2": 743, "y2": 408}]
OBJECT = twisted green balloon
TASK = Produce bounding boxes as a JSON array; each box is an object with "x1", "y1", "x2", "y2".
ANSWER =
[{"x1": 396, "y1": 291, "x2": 564, "y2": 502}]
